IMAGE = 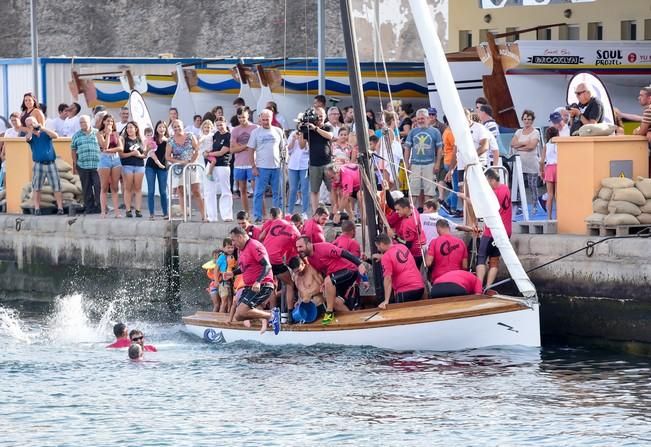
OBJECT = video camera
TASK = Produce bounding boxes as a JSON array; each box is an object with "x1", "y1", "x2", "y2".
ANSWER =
[{"x1": 298, "y1": 107, "x2": 319, "y2": 129}]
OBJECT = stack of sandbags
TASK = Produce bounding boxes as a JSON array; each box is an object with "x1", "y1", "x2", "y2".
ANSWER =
[
  {"x1": 587, "y1": 177, "x2": 651, "y2": 226},
  {"x1": 20, "y1": 158, "x2": 84, "y2": 212},
  {"x1": 0, "y1": 189, "x2": 6, "y2": 210}
]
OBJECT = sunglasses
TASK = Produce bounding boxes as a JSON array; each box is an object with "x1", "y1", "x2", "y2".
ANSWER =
[
  {"x1": 575, "y1": 90, "x2": 586, "y2": 95},
  {"x1": 131, "y1": 336, "x2": 144, "y2": 342}
]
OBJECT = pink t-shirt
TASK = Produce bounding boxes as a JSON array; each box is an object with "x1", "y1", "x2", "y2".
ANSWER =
[
  {"x1": 340, "y1": 164, "x2": 360, "y2": 197},
  {"x1": 333, "y1": 233, "x2": 361, "y2": 258},
  {"x1": 397, "y1": 209, "x2": 426, "y2": 259},
  {"x1": 246, "y1": 224, "x2": 262, "y2": 241},
  {"x1": 307, "y1": 242, "x2": 356, "y2": 276},
  {"x1": 106, "y1": 338, "x2": 131, "y2": 349},
  {"x1": 238, "y1": 238, "x2": 274, "y2": 286},
  {"x1": 231, "y1": 123, "x2": 258, "y2": 167},
  {"x1": 302, "y1": 218, "x2": 326, "y2": 243},
  {"x1": 427, "y1": 233, "x2": 468, "y2": 281},
  {"x1": 484, "y1": 183, "x2": 512, "y2": 238},
  {"x1": 381, "y1": 244, "x2": 424, "y2": 293},
  {"x1": 263, "y1": 219, "x2": 300, "y2": 264},
  {"x1": 433, "y1": 270, "x2": 482, "y2": 294}
]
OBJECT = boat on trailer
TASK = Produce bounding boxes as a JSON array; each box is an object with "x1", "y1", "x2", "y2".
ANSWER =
[{"x1": 182, "y1": 0, "x2": 541, "y2": 351}]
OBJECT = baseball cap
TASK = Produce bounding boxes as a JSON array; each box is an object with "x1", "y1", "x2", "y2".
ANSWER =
[
  {"x1": 427, "y1": 107, "x2": 437, "y2": 116},
  {"x1": 549, "y1": 112, "x2": 563, "y2": 124}
]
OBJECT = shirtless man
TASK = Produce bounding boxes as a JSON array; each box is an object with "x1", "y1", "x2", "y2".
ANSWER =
[
  {"x1": 296, "y1": 236, "x2": 366, "y2": 325},
  {"x1": 288, "y1": 256, "x2": 326, "y2": 311}
]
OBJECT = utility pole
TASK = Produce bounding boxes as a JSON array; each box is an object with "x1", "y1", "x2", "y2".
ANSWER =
[
  {"x1": 30, "y1": 0, "x2": 39, "y2": 98},
  {"x1": 317, "y1": 0, "x2": 326, "y2": 95}
]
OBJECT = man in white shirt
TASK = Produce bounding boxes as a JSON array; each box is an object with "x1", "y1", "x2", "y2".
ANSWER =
[
  {"x1": 61, "y1": 102, "x2": 82, "y2": 137},
  {"x1": 248, "y1": 109, "x2": 285, "y2": 222},
  {"x1": 116, "y1": 106, "x2": 130, "y2": 134},
  {"x1": 420, "y1": 199, "x2": 473, "y2": 246},
  {"x1": 185, "y1": 115, "x2": 203, "y2": 137},
  {"x1": 46, "y1": 104, "x2": 67, "y2": 134},
  {"x1": 3, "y1": 112, "x2": 21, "y2": 138}
]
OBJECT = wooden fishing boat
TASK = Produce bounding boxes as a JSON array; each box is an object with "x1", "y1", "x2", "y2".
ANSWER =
[
  {"x1": 182, "y1": 0, "x2": 541, "y2": 351},
  {"x1": 183, "y1": 295, "x2": 540, "y2": 351}
]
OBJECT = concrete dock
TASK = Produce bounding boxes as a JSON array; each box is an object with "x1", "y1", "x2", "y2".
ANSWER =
[{"x1": 1, "y1": 213, "x2": 650, "y2": 351}]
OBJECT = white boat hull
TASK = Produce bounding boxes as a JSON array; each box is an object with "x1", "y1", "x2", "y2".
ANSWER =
[{"x1": 183, "y1": 303, "x2": 540, "y2": 351}]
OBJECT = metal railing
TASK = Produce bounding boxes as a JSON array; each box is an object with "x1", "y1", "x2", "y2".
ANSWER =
[{"x1": 167, "y1": 162, "x2": 205, "y2": 222}]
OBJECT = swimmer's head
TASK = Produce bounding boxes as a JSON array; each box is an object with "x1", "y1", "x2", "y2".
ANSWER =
[
  {"x1": 113, "y1": 322, "x2": 127, "y2": 338},
  {"x1": 128, "y1": 343, "x2": 143, "y2": 360}
]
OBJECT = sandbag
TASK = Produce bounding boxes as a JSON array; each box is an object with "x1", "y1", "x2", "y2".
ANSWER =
[
  {"x1": 32, "y1": 193, "x2": 55, "y2": 204},
  {"x1": 637, "y1": 213, "x2": 651, "y2": 225},
  {"x1": 640, "y1": 199, "x2": 651, "y2": 214},
  {"x1": 59, "y1": 171, "x2": 74, "y2": 181},
  {"x1": 611, "y1": 187, "x2": 646, "y2": 206},
  {"x1": 55, "y1": 158, "x2": 72, "y2": 172},
  {"x1": 61, "y1": 182, "x2": 80, "y2": 195},
  {"x1": 596, "y1": 187, "x2": 612, "y2": 201},
  {"x1": 635, "y1": 177, "x2": 651, "y2": 199},
  {"x1": 574, "y1": 123, "x2": 616, "y2": 137},
  {"x1": 585, "y1": 213, "x2": 605, "y2": 224},
  {"x1": 601, "y1": 177, "x2": 634, "y2": 189},
  {"x1": 21, "y1": 199, "x2": 56, "y2": 208},
  {"x1": 604, "y1": 213, "x2": 639, "y2": 226},
  {"x1": 592, "y1": 198, "x2": 609, "y2": 214},
  {"x1": 607, "y1": 200, "x2": 641, "y2": 216},
  {"x1": 21, "y1": 184, "x2": 32, "y2": 198},
  {"x1": 62, "y1": 192, "x2": 75, "y2": 201}
]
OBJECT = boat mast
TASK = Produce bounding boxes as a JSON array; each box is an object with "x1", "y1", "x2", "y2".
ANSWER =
[{"x1": 339, "y1": 0, "x2": 383, "y2": 295}]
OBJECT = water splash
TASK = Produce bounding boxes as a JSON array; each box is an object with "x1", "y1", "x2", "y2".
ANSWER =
[
  {"x1": 45, "y1": 293, "x2": 106, "y2": 344},
  {"x1": 0, "y1": 306, "x2": 31, "y2": 342}
]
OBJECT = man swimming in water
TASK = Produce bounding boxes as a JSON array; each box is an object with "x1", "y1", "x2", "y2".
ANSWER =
[
  {"x1": 128, "y1": 343, "x2": 144, "y2": 360},
  {"x1": 129, "y1": 329, "x2": 157, "y2": 352},
  {"x1": 106, "y1": 322, "x2": 131, "y2": 348}
]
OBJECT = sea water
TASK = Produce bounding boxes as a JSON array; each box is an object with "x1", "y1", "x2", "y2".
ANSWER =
[{"x1": 1, "y1": 293, "x2": 650, "y2": 447}]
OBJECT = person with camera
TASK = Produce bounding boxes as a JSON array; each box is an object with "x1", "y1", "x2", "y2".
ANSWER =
[
  {"x1": 568, "y1": 83, "x2": 603, "y2": 135},
  {"x1": 25, "y1": 117, "x2": 64, "y2": 215},
  {"x1": 298, "y1": 107, "x2": 334, "y2": 214}
]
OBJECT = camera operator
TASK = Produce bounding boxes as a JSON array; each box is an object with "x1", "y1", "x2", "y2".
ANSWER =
[
  {"x1": 298, "y1": 107, "x2": 334, "y2": 213},
  {"x1": 568, "y1": 83, "x2": 603, "y2": 135}
]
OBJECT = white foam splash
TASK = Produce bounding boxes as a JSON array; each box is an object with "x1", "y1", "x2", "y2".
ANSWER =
[
  {"x1": 46, "y1": 293, "x2": 109, "y2": 344},
  {"x1": 0, "y1": 306, "x2": 32, "y2": 343}
]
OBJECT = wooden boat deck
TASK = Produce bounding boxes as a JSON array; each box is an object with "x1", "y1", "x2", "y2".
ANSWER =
[{"x1": 183, "y1": 295, "x2": 529, "y2": 332}]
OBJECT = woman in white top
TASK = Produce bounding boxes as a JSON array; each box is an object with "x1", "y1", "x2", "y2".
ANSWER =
[
  {"x1": 540, "y1": 126, "x2": 559, "y2": 221},
  {"x1": 511, "y1": 109, "x2": 542, "y2": 215},
  {"x1": 287, "y1": 127, "x2": 310, "y2": 216}
]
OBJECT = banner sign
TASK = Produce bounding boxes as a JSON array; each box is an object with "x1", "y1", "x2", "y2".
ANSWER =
[{"x1": 516, "y1": 41, "x2": 651, "y2": 69}]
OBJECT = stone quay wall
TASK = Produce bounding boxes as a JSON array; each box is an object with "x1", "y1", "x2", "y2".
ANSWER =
[{"x1": 1, "y1": 214, "x2": 650, "y2": 345}]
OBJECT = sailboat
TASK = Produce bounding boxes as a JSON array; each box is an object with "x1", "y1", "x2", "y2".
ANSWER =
[{"x1": 182, "y1": 0, "x2": 541, "y2": 351}]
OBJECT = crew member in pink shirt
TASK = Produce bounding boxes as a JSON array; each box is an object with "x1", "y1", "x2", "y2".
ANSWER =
[
  {"x1": 391, "y1": 197, "x2": 426, "y2": 268},
  {"x1": 425, "y1": 219, "x2": 468, "y2": 281},
  {"x1": 296, "y1": 236, "x2": 366, "y2": 325},
  {"x1": 236, "y1": 210, "x2": 262, "y2": 241},
  {"x1": 373, "y1": 233, "x2": 425, "y2": 309},
  {"x1": 477, "y1": 168, "x2": 512, "y2": 289},
  {"x1": 301, "y1": 207, "x2": 328, "y2": 243},
  {"x1": 332, "y1": 220, "x2": 361, "y2": 258},
  {"x1": 430, "y1": 269, "x2": 483, "y2": 298},
  {"x1": 260, "y1": 207, "x2": 301, "y2": 313},
  {"x1": 326, "y1": 163, "x2": 361, "y2": 223},
  {"x1": 128, "y1": 329, "x2": 157, "y2": 352},
  {"x1": 106, "y1": 322, "x2": 131, "y2": 349},
  {"x1": 224, "y1": 226, "x2": 280, "y2": 334}
]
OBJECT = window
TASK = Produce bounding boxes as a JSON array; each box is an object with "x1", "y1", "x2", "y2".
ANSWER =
[
  {"x1": 559, "y1": 24, "x2": 580, "y2": 40},
  {"x1": 587, "y1": 22, "x2": 603, "y2": 40},
  {"x1": 621, "y1": 21, "x2": 637, "y2": 40},
  {"x1": 646, "y1": 19, "x2": 651, "y2": 40},
  {"x1": 459, "y1": 30, "x2": 472, "y2": 50},
  {"x1": 506, "y1": 27, "x2": 519, "y2": 43},
  {"x1": 537, "y1": 28, "x2": 552, "y2": 40}
]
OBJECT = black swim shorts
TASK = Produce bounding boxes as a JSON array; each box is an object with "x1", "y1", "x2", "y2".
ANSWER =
[
  {"x1": 477, "y1": 235, "x2": 500, "y2": 265},
  {"x1": 330, "y1": 269, "x2": 359, "y2": 299},
  {"x1": 238, "y1": 285, "x2": 274, "y2": 309}
]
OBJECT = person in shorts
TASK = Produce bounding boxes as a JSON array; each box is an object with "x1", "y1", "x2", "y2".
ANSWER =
[
  {"x1": 224, "y1": 226, "x2": 280, "y2": 334},
  {"x1": 476, "y1": 169, "x2": 512, "y2": 289},
  {"x1": 25, "y1": 117, "x2": 64, "y2": 215},
  {"x1": 296, "y1": 236, "x2": 366, "y2": 325}
]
